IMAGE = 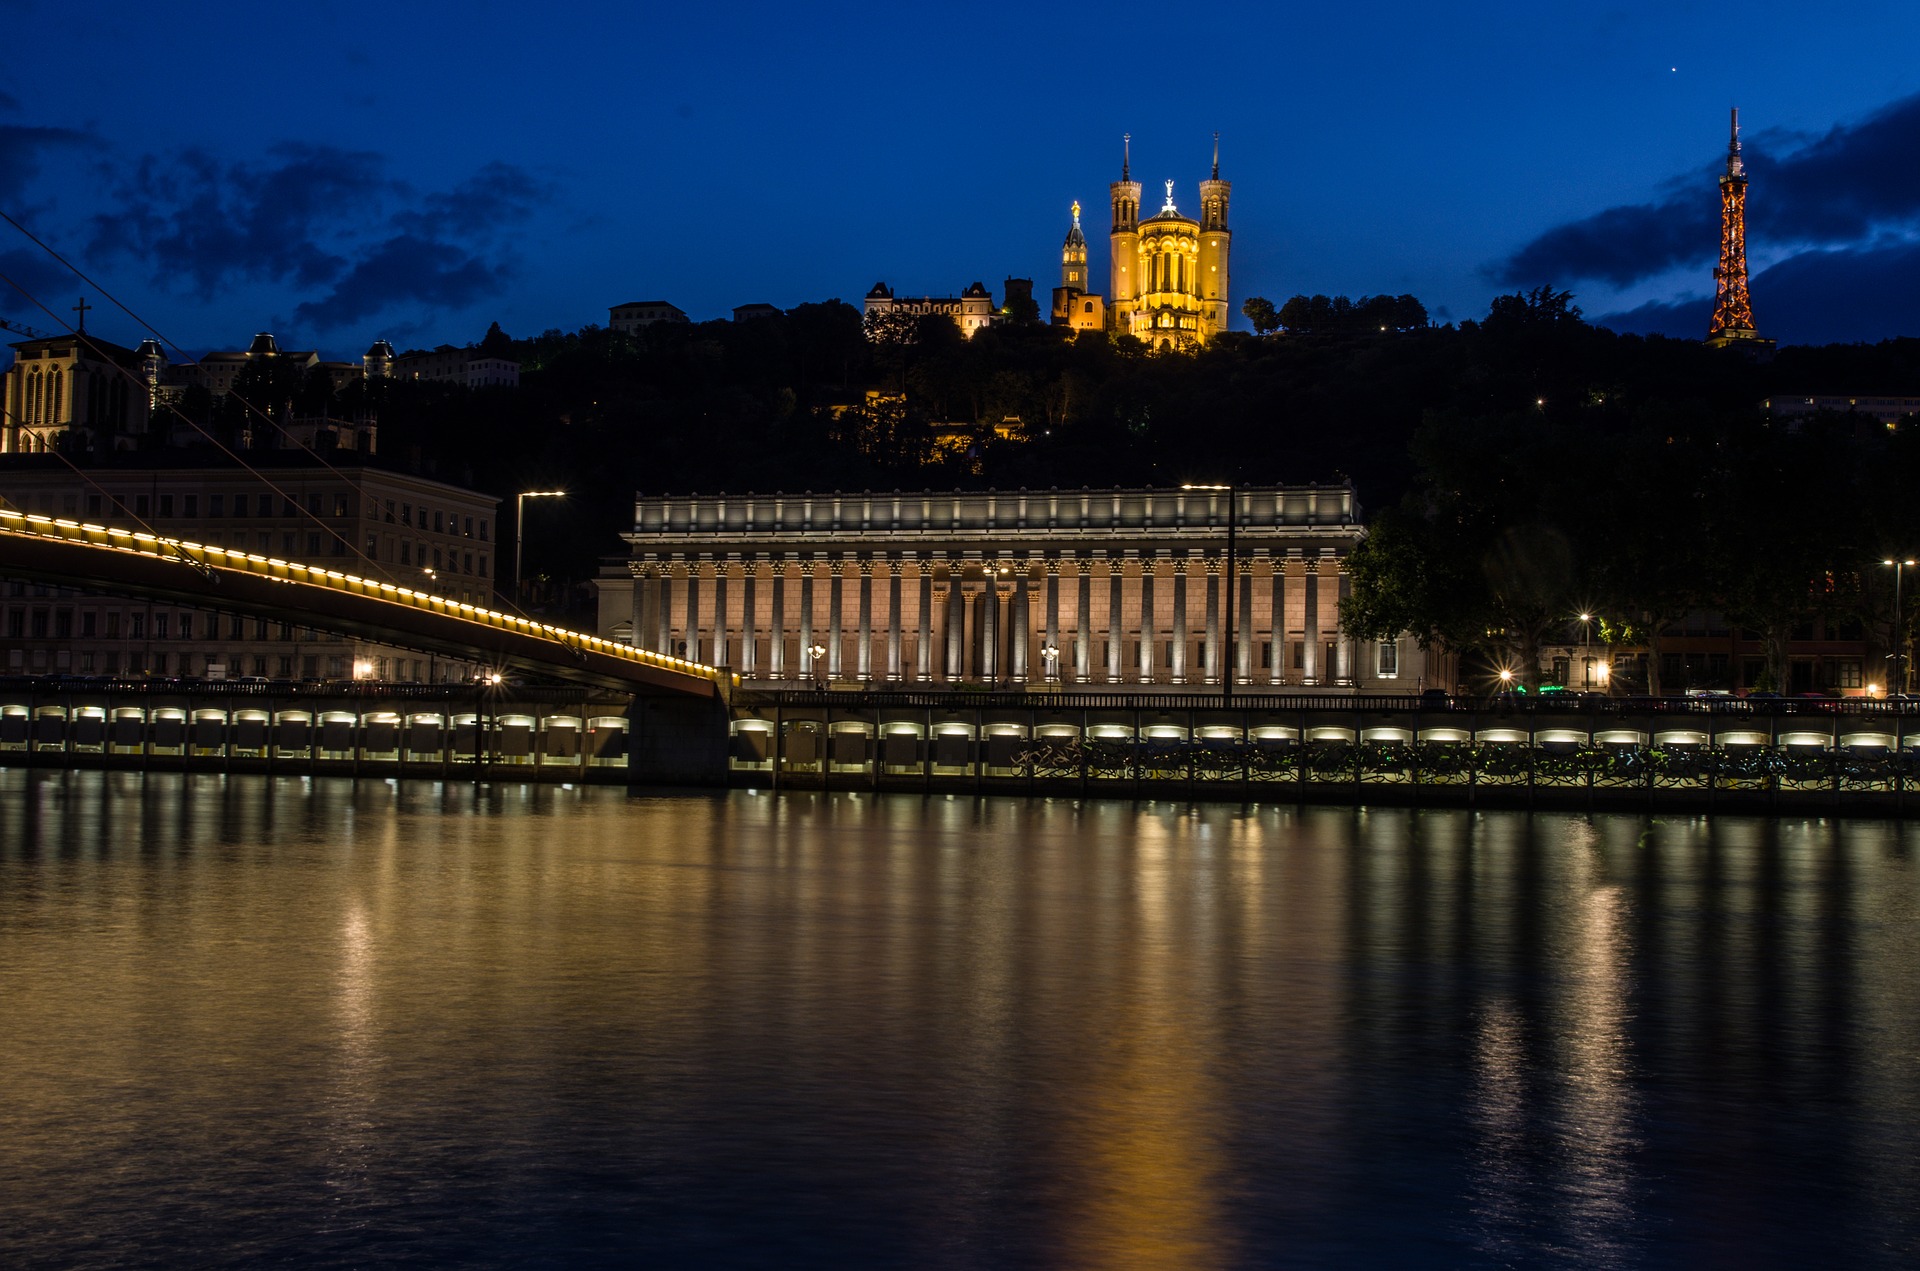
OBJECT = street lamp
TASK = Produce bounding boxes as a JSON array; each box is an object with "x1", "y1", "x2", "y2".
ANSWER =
[
  {"x1": 514, "y1": 489, "x2": 567, "y2": 605},
  {"x1": 1182, "y1": 482, "x2": 1236, "y2": 703},
  {"x1": 1579, "y1": 612, "x2": 1592, "y2": 689},
  {"x1": 1041, "y1": 644, "x2": 1060, "y2": 683},
  {"x1": 808, "y1": 643, "x2": 827, "y2": 691},
  {"x1": 1882, "y1": 558, "x2": 1916, "y2": 694}
]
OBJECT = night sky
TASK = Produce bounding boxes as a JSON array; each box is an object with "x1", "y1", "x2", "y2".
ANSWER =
[{"x1": 4, "y1": 1, "x2": 1919, "y2": 356}]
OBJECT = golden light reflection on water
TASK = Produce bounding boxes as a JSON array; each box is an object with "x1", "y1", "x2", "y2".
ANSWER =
[{"x1": 0, "y1": 774, "x2": 1917, "y2": 1267}]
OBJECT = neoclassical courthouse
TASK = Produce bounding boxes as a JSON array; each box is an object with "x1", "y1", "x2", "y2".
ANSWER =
[{"x1": 595, "y1": 487, "x2": 1429, "y2": 691}]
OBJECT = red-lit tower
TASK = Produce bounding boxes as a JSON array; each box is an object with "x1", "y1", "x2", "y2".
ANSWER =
[{"x1": 1707, "y1": 108, "x2": 1770, "y2": 350}]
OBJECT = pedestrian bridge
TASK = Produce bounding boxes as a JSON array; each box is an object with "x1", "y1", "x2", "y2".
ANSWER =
[{"x1": 0, "y1": 508, "x2": 733, "y2": 697}]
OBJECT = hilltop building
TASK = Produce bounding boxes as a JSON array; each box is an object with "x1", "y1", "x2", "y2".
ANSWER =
[
  {"x1": 1108, "y1": 134, "x2": 1232, "y2": 349},
  {"x1": 863, "y1": 282, "x2": 997, "y2": 338},
  {"x1": 1050, "y1": 201, "x2": 1106, "y2": 333},
  {"x1": 2, "y1": 330, "x2": 152, "y2": 454},
  {"x1": 610, "y1": 301, "x2": 688, "y2": 333}
]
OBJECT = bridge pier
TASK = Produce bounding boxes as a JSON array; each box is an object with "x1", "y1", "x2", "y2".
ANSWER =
[{"x1": 625, "y1": 692, "x2": 731, "y2": 787}]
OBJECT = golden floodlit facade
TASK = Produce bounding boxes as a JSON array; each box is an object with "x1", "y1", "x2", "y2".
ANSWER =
[{"x1": 1107, "y1": 135, "x2": 1232, "y2": 349}]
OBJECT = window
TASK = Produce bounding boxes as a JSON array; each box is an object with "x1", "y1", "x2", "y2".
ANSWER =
[
  {"x1": 366, "y1": 533, "x2": 377, "y2": 556},
  {"x1": 331, "y1": 535, "x2": 346, "y2": 557},
  {"x1": 230, "y1": 615, "x2": 244, "y2": 639},
  {"x1": 158, "y1": 494, "x2": 174, "y2": 517},
  {"x1": 478, "y1": 555, "x2": 487, "y2": 575},
  {"x1": 1832, "y1": 659, "x2": 1863, "y2": 689},
  {"x1": 402, "y1": 503, "x2": 412, "y2": 526},
  {"x1": 334, "y1": 495, "x2": 349, "y2": 517},
  {"x1": 1292, "y1": 643, "x2": 1305, "y2": 670},
  {"x1": 434, "y1": 511, "x2": 444, "y2": 533},
  {"x1": 105, "y1": 612, "x2": 120, "y2": 638},
  {"x1": 5, "y1": 611, "x2": 22, "y2": 638},
  {"x1": 283, "y1": 533, "x2": 296, "y2": 555},
  {"x1": 478, "y1": 519, "x2": 488, "y2": 542},
  {"x1": 400, "y1": 541, "x2": 411, "y2": 565},
  {"x1": 210, "y1": 493, "x2": 225, "y2": 517},
  {"x1": 30, "y1": 609, "x2": 47, "y2": 637},
  {"x1": 385, "y1": 500, "x2": 395, "y2": 523},
  {"x1": 88, "y1": 494, "x2": 103, "y2": 516},
  {"x1": 135, "y1": 495, "x2": 150, "y2": 518},
  {"x1": 464, "y1": 552, "x2": 473, "y2": 574},
  {"x1": 1377, "y1": 642, "x2": 1400, "y2": 678},
  {"x1": 154, "y1": 614, "x2": 169, "y2": 640},
  {"x1": 463, "y1": 516, "x2": 473, "y2": 537},
  {"x1": 179, "y1": 615, "x2": 193, "y2": 640},
  {"x1": 55, "y1": 610, "x2": 72, "y2": 638},
  {"x1": 184, "y1": 495, "x2": 198, "y2": 517},
  {"x1": 234, "y1": 493, "x2": 248, "y2": 517},
  {"x1": 81, "y1": 612, "x2": 96, "y2": 638}
]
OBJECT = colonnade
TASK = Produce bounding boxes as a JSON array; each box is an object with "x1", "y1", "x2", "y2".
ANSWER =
[{"x1": 630, "y1": 551, "x2": 1370, "y2": 687}]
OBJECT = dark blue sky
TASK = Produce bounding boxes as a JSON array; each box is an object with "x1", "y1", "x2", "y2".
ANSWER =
[{"x1": 4, "y1": 0, "x2": 1919, "y2": 356}]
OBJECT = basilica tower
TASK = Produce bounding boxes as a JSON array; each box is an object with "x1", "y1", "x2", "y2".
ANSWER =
[
  {"x1": 1196, "y1": 133, "x2": 1232, "y2": 339},
  {"x1": 1109, "y1": 134, "x2": 1143, "y2": 312},
  {"x1": 1062, "y1": 200, "x2": 1089, "y2": 293}
]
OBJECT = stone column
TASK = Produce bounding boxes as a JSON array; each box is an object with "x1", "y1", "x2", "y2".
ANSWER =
[
  {"x1": 1139, "y1": 558, "x2": 1158, "y2": 683},
  {"x1": 741, "y1": 559, "x2": 758, "y2": 677},
  {"x1": 713, "y1": 561, "x2": 730, "y2": 667},
  {"x1": 828, "y1": 561, "x2": 844, "y2": 680},
  {"x1": 770, "y1": 559, "x2": 786, "y2": 680},
  {"x1": 1268, "y1": 559, "x2": 1285, "y2": 685},
  {"x1": 917, "y1": 562, "x2": 933, "y2": 682},
  {"x1": 1237, "y1": 568, "x2": 1254, "y2": 686},
  {"x1": 857, "y1": 561, "x2": 873, "y2": 681},
  {"x1": 1336, "y1": 564, "x2": 1353, "y2": 683},
  {"x1": 888, "y1": 559, "x2": 904, "y2": 682},
  {"x1": 655, "y1": 565, "x2": 672, "y2": 657},
  {"x1": 1107, "y1": 560, "x2": 1124, "y2": 683},
  {"x1": 946, "y1": 572, "x2": 965, "y2": 681},
  {"x1": 628, "y1": 568, "x2": 646, "y2": 650},
  {"x1": 1045, "y1": 559, "x2": 1061, "y2": 683},
  {"x1": 1171, "y1": 560, "x2": 1189, "y2": 684},
  {"x1": 1204, "y1": 558, "x2": 1221, "y2": 685},
  {"x1": 1304, "y1": 557, "x2": 1321, "y2": 685},
  {"x1": 1011, "y1": 559, "x2": 1029, "y2": 683},
  {"x1": 1076, "y1": 559, "x2": 1092, "y2": 682},
  {"x1": 799, "y1": 561, "x2": 816, "y2": 680},
  {"x1": 684, "y1": 561, "x2": 701, "y2": 663},
  {"x1": 982, "y1": 575, "x2": 1000, "y2": 683}
]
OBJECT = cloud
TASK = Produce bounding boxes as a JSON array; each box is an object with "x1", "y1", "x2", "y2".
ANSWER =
[
  {"x1": 295, "y1": 234, "x2": 508, "y2": 329},
  {"x1": 0, "y1": 122, "x2": 97, "y2": 203},
  {"x1": 1498, "y1": 92, "x2": 1920, "y2": 289},
  {"x1": 0, "y1": 245, "x2": 75, "y2": 318},
  {"x1": 1597, "y1": 240, "x2": 1920, "y2": 345},
  {"x1": 90, "y1": 143, "x2": 394, "y2": 296},
  {"x1": 82, "y1": 144, "x2": 550, "y2": 330}
]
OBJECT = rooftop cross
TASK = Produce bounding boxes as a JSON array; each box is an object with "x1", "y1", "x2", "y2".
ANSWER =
[{"x1": 72, "y1": 297, "x2": 90, "y2": 333}]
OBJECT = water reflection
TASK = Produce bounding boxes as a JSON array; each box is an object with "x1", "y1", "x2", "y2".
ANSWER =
[{"x1": 0, "y1": 771, "x2": 1916, "y2": 1268}]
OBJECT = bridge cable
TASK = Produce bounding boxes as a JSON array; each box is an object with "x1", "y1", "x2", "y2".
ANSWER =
[
  {"x1": 0, "y1": 206, "x2": 548, "y2": 629},
  {"x1": 0, "y1": 262, "x2": 404, "y2": 588}
]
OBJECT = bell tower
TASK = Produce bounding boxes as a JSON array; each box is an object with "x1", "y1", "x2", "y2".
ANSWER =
[
  {"x1": 1062, "y1": 201, "x2": 1088, "y2": 293},
  {"x1": 1109, "y1": 134, "x2": 1143, "y2": 321},
  {"x1": 1196, "y1": 132, "x2": 1232, "y2": 339}
]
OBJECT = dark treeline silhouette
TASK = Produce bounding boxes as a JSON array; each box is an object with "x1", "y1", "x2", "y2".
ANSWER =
[{"x1": 176, "y1": 292, "x2": 1920, "y2": 618}]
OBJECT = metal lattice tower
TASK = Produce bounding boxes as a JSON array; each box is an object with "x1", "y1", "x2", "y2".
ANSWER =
[{"x1": 1707, "y1": 107, "x2": 1764, "y2": 346}]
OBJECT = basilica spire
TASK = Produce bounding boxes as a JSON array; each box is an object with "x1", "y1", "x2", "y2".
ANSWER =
[
  {"x1": 1212, "y1": 131, "x2": 1220, "y2": 180},
  {"x1": 1122, "y1": 132, "x2": 1131, "y2": 181}
]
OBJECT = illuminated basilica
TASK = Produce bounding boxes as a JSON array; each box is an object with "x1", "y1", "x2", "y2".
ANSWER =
[{"x1": 1055, "y1": 136, "x2": 1232, "y2": 348}]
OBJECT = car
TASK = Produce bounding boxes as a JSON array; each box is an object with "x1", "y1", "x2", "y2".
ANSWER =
[{"x1": 1418, "y1": 688, "x2": 1452, "y2": 711}]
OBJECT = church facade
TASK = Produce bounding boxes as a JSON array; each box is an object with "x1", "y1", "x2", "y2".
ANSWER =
[{"x1": 1052, "y1": 137, "x2": 1233, "y2": 348}]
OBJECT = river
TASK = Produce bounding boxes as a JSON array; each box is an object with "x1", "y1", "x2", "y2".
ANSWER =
[{"x1": 1, "y1": 770, "x2": 1915, "y2": 1268}]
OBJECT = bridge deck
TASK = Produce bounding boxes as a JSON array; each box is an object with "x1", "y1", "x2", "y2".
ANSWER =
[{"x1": 0, "y1": 509, "x2": 730, "y2": 696}]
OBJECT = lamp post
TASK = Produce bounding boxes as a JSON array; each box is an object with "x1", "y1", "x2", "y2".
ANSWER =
[
  {"x1": 1579, "y1": 612, "x2": 1592, "y2": 689},
  {"x1": 514, "y1": 489, "x2": 567, "y2": 605},
  {"x1": 1883, "y1": 558, "x2": 1916, "y2": 694},
  {"x1": 809, "y1": 643, "x2": 827, "y2": 691},
  {"x1": 1182, "y1": 482, "x2": 1236, "y2": 704}
]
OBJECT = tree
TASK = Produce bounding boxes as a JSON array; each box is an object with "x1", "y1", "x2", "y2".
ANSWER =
[{"x1": 1241, "y1": 296, "x2": 1280, "y2": 335}]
